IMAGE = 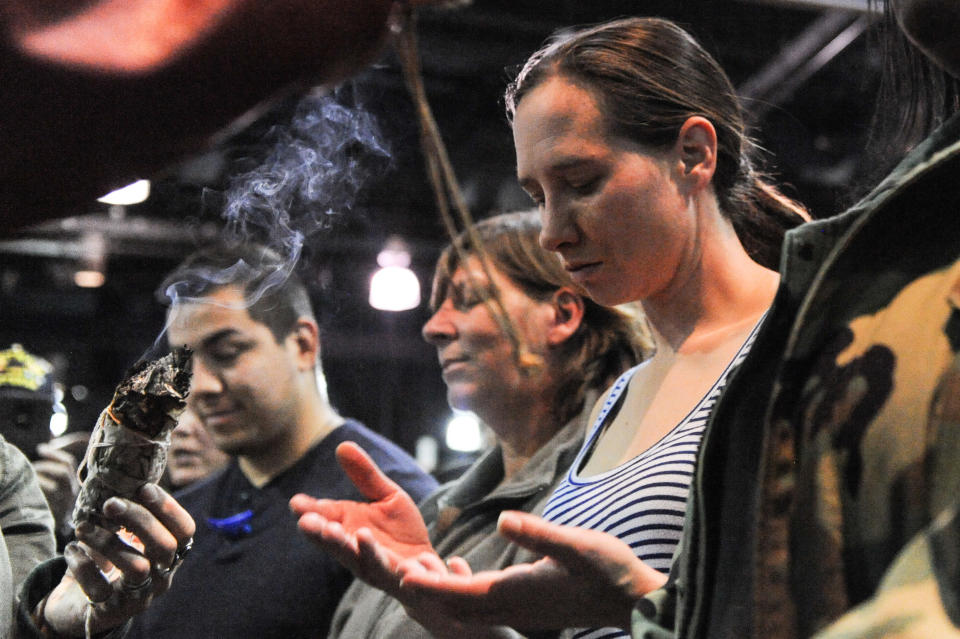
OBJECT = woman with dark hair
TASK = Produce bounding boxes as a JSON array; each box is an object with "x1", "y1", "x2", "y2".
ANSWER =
[
  {"x1": 448, "y1": 18, "x2": 807, "y2": 639},
  {"x1": 292, "y1": 211, "x2": 648, "y2": 638},
  {"x1": 399, "y1": 4, "x2": 960, "y2": 639},
  {"x1": 504, "y1": 17, "x2": 808, "y2": 272},
  {"x1": 296, "y1": 16, "x2": 808, "y2": 639}
]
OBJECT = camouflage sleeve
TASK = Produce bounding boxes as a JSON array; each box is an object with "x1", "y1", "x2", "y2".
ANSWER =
[
  {"x1": 630, "y1": 531, "x2": 681, "y2": 639},
  {"x1": 630, "y1": 490, "x2": 688, "y2": 639},
  {"x1": 630, "y1": 581, "x2": 678, "y2": 639},
  {"x1": 812, "y1": 504, "x2": 960, "y2": 639}
]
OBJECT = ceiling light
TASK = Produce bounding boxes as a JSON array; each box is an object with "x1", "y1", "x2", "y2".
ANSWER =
[
  {"x1": 73, "y1": 270, "x2": 105, "y2": 288},
  {"x1": 97, "y1": 179, "x2": 150, "y2": 205},
  {"x1": 369, "y1": 237, "x2": 420, "y2": 311},
  {"x1": 73, "y1": 232, "x2": 107, "y2": 288}
]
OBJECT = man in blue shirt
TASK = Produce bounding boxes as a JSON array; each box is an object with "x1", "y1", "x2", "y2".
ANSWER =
[{"x1": 127, "y1": 243, "x2": 437, "y2": 639}]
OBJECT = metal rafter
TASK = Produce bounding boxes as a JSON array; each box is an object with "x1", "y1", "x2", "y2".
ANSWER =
[
  {"x1": 745, "y1": 0, "x2": 875, "y2": 12},
  {"x1": 737, "y1": 9, "x2": 875, "y2": 121}
]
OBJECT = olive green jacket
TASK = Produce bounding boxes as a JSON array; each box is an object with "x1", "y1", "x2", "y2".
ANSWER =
[{"x1": 329, "y1": 403, "x2": 589, "y2": 639}]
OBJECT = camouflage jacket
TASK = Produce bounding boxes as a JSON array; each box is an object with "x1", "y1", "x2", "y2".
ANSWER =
[{"x1": 633, "y1": 112, "x2": 960, "y2": 639}]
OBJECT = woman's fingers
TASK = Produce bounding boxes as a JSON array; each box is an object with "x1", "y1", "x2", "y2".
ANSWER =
[
  {"x1": 497, "y1": 511, "x2": 635, "y2": 572},
  {"x1": 335, "y1": 442, "x2": 403, "y2": 501},
  {"x1": 289, "y1": 494, "x2": 354, "y2": 522},
  {"x1": 289, "y1": 493, "x2": 321, "y2": 515},
  {"x1": 297, "y1": 512, "x2": 361, "y2": 568},
  {"x1": 447, "y1": 556, "x2": 473, "y2": 576},
  {"x1": 496, "y1": 511, "x2": 591, "y2": 564}
]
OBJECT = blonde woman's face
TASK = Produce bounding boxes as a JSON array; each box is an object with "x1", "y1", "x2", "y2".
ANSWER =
[{"x1": 422, "y1": 258, "x2": 554, "y2": 416}]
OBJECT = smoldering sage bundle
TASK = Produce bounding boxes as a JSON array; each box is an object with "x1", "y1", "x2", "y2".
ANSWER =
[{"x1": 72, "y1": 347, "x2": 193, "y2": 530}]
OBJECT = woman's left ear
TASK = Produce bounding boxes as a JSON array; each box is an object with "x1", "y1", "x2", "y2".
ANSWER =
[
  {"x1": 547, "y1": 288, "x2": 585, "y2": 346},
  {"x1": 674, "y1": 116, "x2": 718, "y2": 192}
]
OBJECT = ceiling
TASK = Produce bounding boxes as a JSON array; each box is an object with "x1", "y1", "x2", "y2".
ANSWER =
[{"x1": 0, "y1": 0, "x2": 883, "y2": 463}]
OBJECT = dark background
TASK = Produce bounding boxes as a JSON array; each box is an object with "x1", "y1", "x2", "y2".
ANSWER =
[{"x1": 0, "y1": 0, "x2": 884, "y2": 471}]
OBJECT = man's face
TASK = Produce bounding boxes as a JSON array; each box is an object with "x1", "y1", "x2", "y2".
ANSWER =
[{"x1": 166, "y1": 285, "x2": 304, "y2": 457}]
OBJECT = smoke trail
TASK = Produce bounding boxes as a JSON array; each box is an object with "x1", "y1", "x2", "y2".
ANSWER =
[{"x1": 162, "y1": 84, "x2": 392, "y2": 315}]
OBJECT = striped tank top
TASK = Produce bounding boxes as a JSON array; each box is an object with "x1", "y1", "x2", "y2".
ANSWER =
[{"x1": 541, "y1": 318, "x2": 764, "y2": 639}]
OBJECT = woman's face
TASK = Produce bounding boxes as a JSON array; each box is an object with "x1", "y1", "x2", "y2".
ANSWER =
[
  {"x1": 168, "y1": 405, "x2": 230, "y2": 488},
  {"x1": 513, "y1": 75, "x2": 695, "y2": 307},
  {"x1": 422, "y1": 258, "x2": 554, "y2": 416}
]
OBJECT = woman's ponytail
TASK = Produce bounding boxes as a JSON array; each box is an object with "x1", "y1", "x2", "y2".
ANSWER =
[{"x1": 724, "y1": 170, "x2": 811, "y2": 271}]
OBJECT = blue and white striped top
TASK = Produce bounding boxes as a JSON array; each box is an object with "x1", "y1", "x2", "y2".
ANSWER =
[{"x1": 542, "y1": 319, "x2": 764, "y2": 639}]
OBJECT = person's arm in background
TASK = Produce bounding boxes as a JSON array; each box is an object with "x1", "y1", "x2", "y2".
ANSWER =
[
  {"x1": 0, "y1": 438, "x2": 56, "y2": 606},
  {"x1": 32, "y1": 437, "x2": 83, "y2": 551}
]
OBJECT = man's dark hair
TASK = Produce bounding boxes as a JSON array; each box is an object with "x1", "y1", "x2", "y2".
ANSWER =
[{"x1": 159, "y1": 242, "x2": 314, "y2": 342}]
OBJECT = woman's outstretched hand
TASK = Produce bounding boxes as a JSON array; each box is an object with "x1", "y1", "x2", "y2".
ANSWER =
[
  {"x1": 397, "y1": 510, "x2": 669, "y2": 632},
  {"x1": 290, "y1": 441, "x2": 436, "y2": 595}
]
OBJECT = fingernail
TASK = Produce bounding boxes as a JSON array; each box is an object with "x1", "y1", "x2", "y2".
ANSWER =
[
  {"x1": 75, "y1": 522, "x2": 94, "y2": 537},
  {"x1": 104, "y1": 498, "x2": 128, "y2": 517},
  {"x1": 497, "y1": 512, "x2": 518, "y2": 530},
  {"x1": 139, "y1": 483, "x2": 161, "y2": 502}
]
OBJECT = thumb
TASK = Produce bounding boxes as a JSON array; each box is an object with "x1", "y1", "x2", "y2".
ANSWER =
[
  {"x1": 446, "y1": 556, "x2": 473, "y2": 576},
  {"x1": 497, "y1": 511, "x2": 592, "y2": 565},
  {"x1": 336, "y1": 441, "x2": 402, "y2": 501}
]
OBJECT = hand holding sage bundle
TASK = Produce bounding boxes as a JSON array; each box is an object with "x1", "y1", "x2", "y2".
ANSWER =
[{"x1": 72, "y1": 347, "x2": 193, "y2": 530}]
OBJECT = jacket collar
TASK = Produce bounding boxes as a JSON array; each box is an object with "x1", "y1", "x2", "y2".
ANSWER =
[{"x1": 435, "y1": 391, "x2": 595, "y2": 513}]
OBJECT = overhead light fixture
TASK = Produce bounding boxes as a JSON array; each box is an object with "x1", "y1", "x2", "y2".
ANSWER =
[
  {"x1": 73, "y1": 232, "x2": 106, "y2": 288},
  {"x1": 97, "y1": 179, "x2": 150, "y2": 205},
  {"x1": 73, "y1": 270, "x2": 105, "y2": 288},
  {"x1": 369, "y1": 236, "x2": 421, "y2": 312}
]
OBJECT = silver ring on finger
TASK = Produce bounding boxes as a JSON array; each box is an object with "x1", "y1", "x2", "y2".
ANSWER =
[
  {"x1": 171, "y1": 537, "x2": 194, "y2": 570},
  {"x1": 119, "y1": 574, "x2": 153, "y2": 600},
  {"x1": 154, "y1": 536, "x2": 194, "y2": 578},
  {"x1": 153, "y1": 562, "x2": 175, "y2": 579},
  {"x1": 85, "y1": 592, "x2": 111, "y2": 606}
]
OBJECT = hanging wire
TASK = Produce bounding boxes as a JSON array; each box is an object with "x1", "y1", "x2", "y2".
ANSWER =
[{"x1": 393, "y1": 6, "x2": 543, "y2": 374}]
